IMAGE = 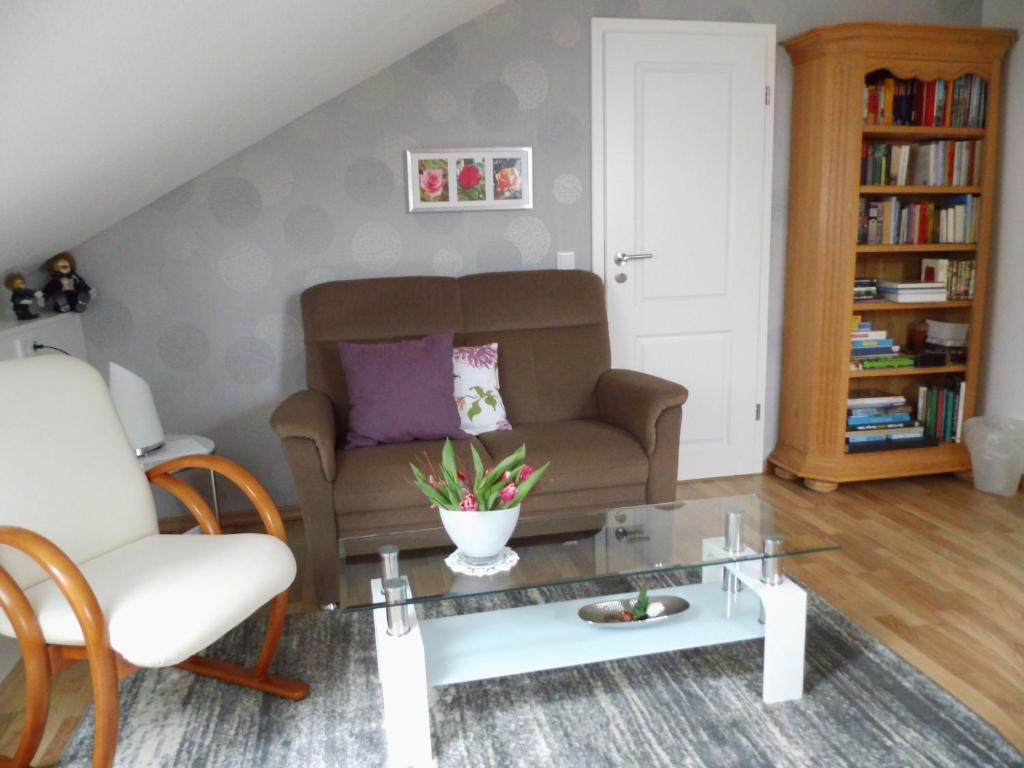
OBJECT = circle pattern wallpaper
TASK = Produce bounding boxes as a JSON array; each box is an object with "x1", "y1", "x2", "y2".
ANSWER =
[{"x1": 71, "y1": 0, "x2": 981, "y2": 506}]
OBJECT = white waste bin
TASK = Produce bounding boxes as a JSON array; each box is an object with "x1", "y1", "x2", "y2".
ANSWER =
[{"x1": 963, "y1": 416, "x2": 1024, "y2": 496}]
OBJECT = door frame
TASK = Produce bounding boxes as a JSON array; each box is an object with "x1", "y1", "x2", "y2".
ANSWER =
[{"x1": 590, "y1": 17, "x2": 776, "y2": 475}]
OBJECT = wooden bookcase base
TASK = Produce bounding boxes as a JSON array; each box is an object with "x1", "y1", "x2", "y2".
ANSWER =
[{"x1": 769, "y1": 442, "x2": 971, "y2": 491}]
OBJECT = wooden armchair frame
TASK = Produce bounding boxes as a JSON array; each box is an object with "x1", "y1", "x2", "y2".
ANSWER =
[{"x1": 0, "y1": 454, "x2": 308, "y2": 768}]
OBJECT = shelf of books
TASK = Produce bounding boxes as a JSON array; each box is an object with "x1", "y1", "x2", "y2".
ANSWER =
[
  {"x1": 861, "y1": 125, "x2": 986, "y2": 140},
  {"x1": 856, "y1": 244, "x2": 976, "y2": 254},
  {"x1": 846, "y1": 68, "x2": 983, "y2": 458}
]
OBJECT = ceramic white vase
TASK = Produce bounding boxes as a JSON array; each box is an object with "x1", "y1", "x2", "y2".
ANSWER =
[{"x1": 439, "y1": 504, "x2": 520, "y2": 563}]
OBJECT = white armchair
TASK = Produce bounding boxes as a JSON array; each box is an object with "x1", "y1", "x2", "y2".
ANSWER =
[{"x1": 0, "y1": 355, "x2": 308, "y2": 768}]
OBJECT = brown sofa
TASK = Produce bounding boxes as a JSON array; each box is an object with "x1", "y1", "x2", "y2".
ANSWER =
[{"x1": 271, "y1": 270, "x2": 688, "y2": 607}]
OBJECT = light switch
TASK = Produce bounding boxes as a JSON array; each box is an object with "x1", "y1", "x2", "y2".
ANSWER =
[{"x1": 556, "y1": 251, "x2": 575, "y2": 270}]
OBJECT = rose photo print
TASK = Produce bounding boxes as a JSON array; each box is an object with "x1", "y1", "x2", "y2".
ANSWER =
[
  {"x1": 406, "y1": 147, "x2": 532, "y2": 212},
  {"x1": 418, "y1": 159, "x2": 449, "y2": 203}
]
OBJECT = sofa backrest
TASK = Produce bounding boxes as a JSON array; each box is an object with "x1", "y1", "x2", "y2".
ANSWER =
[{"x1": 300, "y1": 270, "x2": 610, "y2": 434}]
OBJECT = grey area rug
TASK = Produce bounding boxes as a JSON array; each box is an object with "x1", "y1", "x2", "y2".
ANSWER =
[{"x1": 58, "y1": 576, "x2": 1022, "y2": 768}]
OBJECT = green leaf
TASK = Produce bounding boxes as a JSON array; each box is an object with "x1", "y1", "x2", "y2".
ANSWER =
[
  {"x1": 487, "y1": 444, "x2": 527, "y2": 485},
  {"x1": 439, "y1": 463, "x2": 461, "y2": 507},
  {"x1": 484, "y1": 395, "x2": 497, "y2": 408},
  {"x1": 471, "y1": 385, "x2": 486, "y2": 396},
  {"x1": 509, "y1": 461, "x2": 549, "y2": 506},
  {"x1": 634, "y1": 587, "x2": 649, "y2": 620},
  {"x1": 471, "y1": 444, "x2": 485, "y2": 494},
  {"x1": 412, "y1": 477, "x2": 448, "y2": 508},
  {"x1": 467, "y1": 400, "x2": 482, "y2": 422},
  {"x1": 441, "y1": 438, "x2": 456, "y2": 474},
  {"x1": 483, "y1": 485, "x2": 500, "y2": 511}
]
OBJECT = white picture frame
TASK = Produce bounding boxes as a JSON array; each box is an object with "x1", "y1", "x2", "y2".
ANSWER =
[{"x1": 406, "y1": 147, "x2": 533, "y2": 212}]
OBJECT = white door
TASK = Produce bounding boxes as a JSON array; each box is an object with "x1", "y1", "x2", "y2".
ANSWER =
[{"x1": 592, "y1": 19, "x2": 775, "y2": 480}]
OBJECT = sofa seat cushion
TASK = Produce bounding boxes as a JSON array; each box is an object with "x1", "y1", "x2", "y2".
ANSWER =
[
  {"x1": 0, "y1": 533, "x2": 296, "y2": 668},
  {"x1": 334, "y1": 437, "x2": 494, "y2": 515},
  {"x1": 477, "y1": 420, "x2": 649, "y2": 494}
]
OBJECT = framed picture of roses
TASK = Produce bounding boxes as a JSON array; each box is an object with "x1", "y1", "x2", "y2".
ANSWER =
[{"x1": 406, "y1": 147, "x2": 533, "y2": 212}]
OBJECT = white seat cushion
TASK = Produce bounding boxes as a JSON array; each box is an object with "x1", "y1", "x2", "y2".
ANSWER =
[{"x1": 0, "y1": 533, "x2": 296, "y2": 668}]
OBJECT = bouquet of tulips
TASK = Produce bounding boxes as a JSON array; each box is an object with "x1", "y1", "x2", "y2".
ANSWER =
[{"x1": 410, "y1": 438, "x2": 548, "y2": 511}]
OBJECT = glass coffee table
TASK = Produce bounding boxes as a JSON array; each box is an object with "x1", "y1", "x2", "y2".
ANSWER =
[{"x1": 342, "y1": 494, "x2": 839, "y2": 768}]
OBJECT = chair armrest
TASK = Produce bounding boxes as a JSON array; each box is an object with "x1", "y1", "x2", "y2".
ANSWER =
[
  {"x1": 271, "y1": 390, "x2": 337, "y2": 482},
  {"x1": 147, "y1": 455, "x2": 287, "y2": 541},
  {"x1": 0, "y1": 526, "x2": 120, "y2": 763},
  {"x1": 596, "y1": 369, "x2": 689, "y2": 455}
]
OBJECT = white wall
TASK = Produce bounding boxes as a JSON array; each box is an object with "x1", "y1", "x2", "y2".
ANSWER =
[
  {"x1": 0, "y1": 0, "x2": 502, "y2": 274},
  {"x1": 982, "y1": 1, "x2": 1024, "y2": 419}
]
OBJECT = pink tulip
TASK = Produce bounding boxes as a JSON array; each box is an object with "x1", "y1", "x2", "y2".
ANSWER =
[
  {"x1": 499, "y1": 483, "x2": 518, "y2": 503},
  {"x1": 484, "y1": 466, "x2": 493, "y2": 475},
  {"x1": 519, "y1": 465, "x2": 534, "y2": 482},
  {"x1": 457, "y1": 470, "x2": 468, "y2": 483},
  {"x1": 501, "y1": 470, "x2": 511, "y2": 482},
  {"x1": 459, "y1": 493, "x2": 478, "y2": 511}
]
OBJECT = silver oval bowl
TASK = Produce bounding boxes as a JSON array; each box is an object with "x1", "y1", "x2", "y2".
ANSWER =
[{"x1": 577, "y1": 595, "x2": 690, "y2": 627}]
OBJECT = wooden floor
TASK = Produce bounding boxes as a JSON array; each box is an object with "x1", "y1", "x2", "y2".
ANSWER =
[{"x1": 2, "y1": 473, "x2": 1021, "y2": 764}]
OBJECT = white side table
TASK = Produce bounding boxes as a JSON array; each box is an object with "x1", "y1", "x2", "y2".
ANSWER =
[{"x1": 139, "y1": 434, "x2": 219, "y2": 520}]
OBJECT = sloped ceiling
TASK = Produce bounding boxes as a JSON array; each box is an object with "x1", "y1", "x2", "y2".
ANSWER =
[{"x1": 0, "y1": 0, "x2": 503, "y2": 273}]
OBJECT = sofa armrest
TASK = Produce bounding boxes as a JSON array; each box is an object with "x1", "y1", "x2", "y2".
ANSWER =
[
  {"x1": 271, "y1": 390, "x2": 337, "y2": 482},
  {"x1": 596, "y1": 369, "x2": 688, "y2": 455}
]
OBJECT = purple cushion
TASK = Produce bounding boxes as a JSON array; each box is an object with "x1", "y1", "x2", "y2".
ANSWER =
[{"x1": 337, "y1": 331, "x2": 466, "y2": 449}]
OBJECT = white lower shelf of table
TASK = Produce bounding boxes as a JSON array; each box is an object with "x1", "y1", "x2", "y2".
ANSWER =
[{"x1": 419, "y1": 581, "x2": 764, "y2": 687}]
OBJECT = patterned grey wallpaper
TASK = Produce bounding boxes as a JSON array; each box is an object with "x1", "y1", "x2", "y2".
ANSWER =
[{"x1": 69, "y1": 0, "x2": 981, "y2": 513}]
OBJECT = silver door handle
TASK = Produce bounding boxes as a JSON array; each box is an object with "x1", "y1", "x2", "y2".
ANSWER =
[{"x1": 614, "y1": 252, "x2": 654, "y2": 266}]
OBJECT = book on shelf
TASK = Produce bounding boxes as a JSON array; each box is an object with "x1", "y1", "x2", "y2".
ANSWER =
[
  {"x1": 916, "y1": 377, "x2": 967, "y2": 443},
  {"x1": 857, "y1": 195, "x2": 980, "y2": 245},
  {"x1": 860, "y1": 140, "x2": 983, "y2": 186},
  {"x1": 850, "y1": 329, "x2": 888, "y2": 340},
  {"x1": 864, "y1": 73, "x2": 987, "y2": 127},
  {"x1": 843, "y1": 391, "x2": 930, "y2": 451},
  {"x1": 848, "y1": 410, "x2": 912, "y2": 426},
  {"x1": 848, "y1": 389, "x2": 906, "y2": 407},
  {"x1": 920, "y1": 259, "x2": 975, "y2": 299},
  {"x1": 850, "y1": 356, "x2": 917, "y2": 370},
  {"x1": 848, "y1": 319, "x2": 915, "y2": 369},
  {"x1": 850, "y1": 314, "x2": 871, "y2": 331},
  {"x1": 853, "y1": 277, "x2": 879, "y2": 302},
  {"x1": 878, "y1": 281, "x2": 948, "y2": 303},
  {"x1": 845, "y1": 435, "x2": 939, "y2": 453},
  {"x1": 852, "y1": 338, "x2": 895, "y2": 348},
  {"x1": 852, "y1": 346, "x2": 900, "y2": 358}
]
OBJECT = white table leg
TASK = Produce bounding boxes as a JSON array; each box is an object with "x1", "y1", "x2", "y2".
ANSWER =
[
  {"x1": 754, "y1": 577, "x2": 807, "y2": 703},
  {"x1": 706, "y1": 536, "x2": 809, "y2": 704},
  {"x1": 371, "y1": 578, "x2": 434, "y2": 768}
]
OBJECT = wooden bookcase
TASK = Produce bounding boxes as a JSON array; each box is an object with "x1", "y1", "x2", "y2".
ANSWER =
[{"x1": 770, "y1": 23, "x2": 1016, "y2": 492}]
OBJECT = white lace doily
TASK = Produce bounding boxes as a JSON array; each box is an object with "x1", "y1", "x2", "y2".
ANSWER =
[{"x1": 444, "y1": 547, "x2": 520, "y2": 576}]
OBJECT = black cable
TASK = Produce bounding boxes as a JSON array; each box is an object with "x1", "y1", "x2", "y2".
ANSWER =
[{"x1": 32, "y1": 343, "x2": 72, "y2": 356}]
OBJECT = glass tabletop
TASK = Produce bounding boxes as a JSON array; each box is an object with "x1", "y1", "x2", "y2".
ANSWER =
[{"x1": 341, "y1": 494, "x2": 839, "y2": 611}]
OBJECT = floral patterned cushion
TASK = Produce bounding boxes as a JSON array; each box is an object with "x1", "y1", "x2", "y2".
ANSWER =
[{"x1": 453, "y1": 343, "x2": 511, "y2": 436}]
